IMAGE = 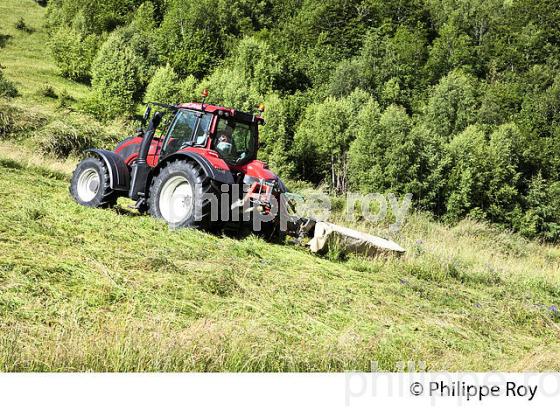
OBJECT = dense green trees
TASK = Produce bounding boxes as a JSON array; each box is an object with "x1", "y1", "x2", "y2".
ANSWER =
[
  {"x1": 198, "y1": 36, "x2": 283, "y2": 111},
  {"x1": 349, "y1": 104, "x2": 429, "y2": 199},
  {"x1": 43, "y1": 0, "x2": 560, "y2": 241},
  {"x1": 425, "y1": 70, "x2": 479, "y2": 138}
]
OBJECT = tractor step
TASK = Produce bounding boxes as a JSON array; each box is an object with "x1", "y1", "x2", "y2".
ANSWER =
[{"x1": 128, "y1": 198, "x2": 147, "y2": 210}]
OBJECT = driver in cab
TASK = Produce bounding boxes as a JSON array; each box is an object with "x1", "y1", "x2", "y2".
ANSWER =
[{"x1": 216, "y1": 123, "x2": 234, "y2": 156}]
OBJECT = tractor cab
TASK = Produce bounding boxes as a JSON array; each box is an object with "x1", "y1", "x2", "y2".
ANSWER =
[
  {"x1": 159, "y1": 102, "x2": 263, "y2": 167},
  {"x1": 135, "y1": 100, "x2": 264, "y2": 170}
]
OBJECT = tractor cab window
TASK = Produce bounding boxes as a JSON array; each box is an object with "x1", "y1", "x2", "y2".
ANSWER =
[
  {"x1": 193, "y1": 113, "x2": 211, "y2": 145},
  {"x1": 214, "y1": 119, "x2": 257, "y2": 165},
  {"x1": 161, "y1": 110, "x2": 211, "y2": 157}
]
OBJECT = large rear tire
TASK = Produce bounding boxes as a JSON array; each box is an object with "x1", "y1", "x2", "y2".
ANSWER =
[
  {"x1": 148, "y1": 160, "x2": 218, "y2": 229},
  {"x1": 70, "y1": 157, "x2": 118, "y2": 208}
]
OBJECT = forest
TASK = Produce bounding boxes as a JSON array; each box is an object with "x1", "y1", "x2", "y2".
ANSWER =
[{"x1": 5, "y1": 0, "x2": 560, "y2": 241}]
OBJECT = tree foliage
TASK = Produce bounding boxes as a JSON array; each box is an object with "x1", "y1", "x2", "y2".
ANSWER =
[
  {"x1": 144, "y1": 65, "x2": 181, "y2": 104},
  {"x1": 49, "y1": 27, "x2": 99, "y2": 81},
  {"x1": 89, "y1": 30, "x2": 142, "y2": 119},
  {"x1": 43, "y1": 0, "x2": 560, "y2": 241}
]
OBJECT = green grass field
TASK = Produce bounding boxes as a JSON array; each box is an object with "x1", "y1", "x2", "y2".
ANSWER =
[
  {"x1": 1, "y1": 143, "x2": 559, "y2": 371},
  {"x1": 1, "y1": 0, "x2": 560, "y2": 372}
]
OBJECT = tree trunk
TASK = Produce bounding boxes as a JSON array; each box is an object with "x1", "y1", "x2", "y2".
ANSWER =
[{"x1": 331, "y1": 154, "x2": 335, "y2": 192}]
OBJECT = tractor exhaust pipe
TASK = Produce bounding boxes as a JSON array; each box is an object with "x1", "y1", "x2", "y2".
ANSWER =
[{"x1": 129, "y1": 111, "x2": 163, "y2": 200}]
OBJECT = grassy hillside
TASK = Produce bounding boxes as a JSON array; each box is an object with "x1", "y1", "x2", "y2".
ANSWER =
[
  {"x1": 0, "y1": 0, "x2": 89, "y2": 110},
  {"x1": 1, "y1": 1, "x2": 560, "y2": 372},
  {"x1": 1, "y1": 142, "x2": 559, "y2": 371},
  {"x1": 0, "y1": 0, "x2": 125, "y2": 158}
]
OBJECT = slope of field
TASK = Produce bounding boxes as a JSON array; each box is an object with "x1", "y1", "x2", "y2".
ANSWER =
[
  {"x1": 0, "y1": 0, "x2": 90, "y2": 111},
  {"x1": 1, "y1": 0, "x2": 560, "y2": 372},
  {"x1": 1, "y1": 143, "x2": 559, "y2": 371}
]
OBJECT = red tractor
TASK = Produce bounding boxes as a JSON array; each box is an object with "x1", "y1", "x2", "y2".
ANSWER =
[{"x1": 70, "y1": 97, "x2": 295, "y2": 237}]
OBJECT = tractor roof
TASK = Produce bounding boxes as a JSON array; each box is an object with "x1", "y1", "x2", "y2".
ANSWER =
[{"x1": 177, "y1": 102, "x2": 264, "y2": 124}]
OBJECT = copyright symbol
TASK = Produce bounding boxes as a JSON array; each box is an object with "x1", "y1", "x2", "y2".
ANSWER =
[{"x1": 410, "y1": 382, "x2": 423, "y2": 396}]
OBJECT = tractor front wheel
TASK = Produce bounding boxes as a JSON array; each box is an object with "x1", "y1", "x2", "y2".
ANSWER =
[
  {"x1": 70, "y1": 157, "x2": 118, "y2": 208},
  {"x1": 148, "y1": 160, "x2": 217, "y2": 229}
]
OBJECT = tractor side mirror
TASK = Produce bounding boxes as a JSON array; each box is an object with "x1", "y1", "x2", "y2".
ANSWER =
[{"x1": 142, "y1": 105, "x2": 152, "y2": 124}]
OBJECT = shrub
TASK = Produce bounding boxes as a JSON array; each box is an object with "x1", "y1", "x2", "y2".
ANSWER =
[
  {"x1": 49, "y1": 28, "x2": 99, "y2": 81},
  {"x1": 293, "y1": 98, "x2": 347, "y2": 188},
  {"x1": 199, "y1": 36, "x2": 283, "y2": 112},
  {"x1": 514, "y1": 174, "x2": 560, "y2": 242},
  {"x1": 199, "y1": 66, "x2": 258, "y2": 112},
  {"x1": 347, "y1": 99, "x2": 383, "y2": 190},
  {"x1": 328, "y1": 58, "x2": 367, "y2": 98},
  {"x1": 90, "y1": 30, "x2": 142, "y2": 119},
  {"x1": 228, "y1": 37, "x2": 283, "y2": 96},
  {"x1": 293, "y1": 89, "x2": 373, "y2": 192},
  {"x1": 348, "y1": 103, "x2": 431, "y2": 200},
  {"x1": 0, "y1": 104, "x2": 19, "y2": 139},
  {"x1": 34, "y1": 115, "x2": 115, "y2": 158},
  {"x1": 443, "y1": 125, "x2": 521, "y2": 222},
  {"x1": 39, "y1": 84, "x2": 57, "y2": 99},
  {"x1": 178, "y1": 75, "x2": 198, "y2": 102},
  {"x1": 128, "y1": 2, "x2": 160, "y2": 86},
  {"x1": 0, "y1": 102, "x2": 48, "y2": 140},
  {"x1": 144, "y1": 65, "x2": 181, "y2": 104},
  {"x1": 0, "y1": 68, "x2": 18, "y2": 98},
  {"x1": 359, "y1": 26, "x2": 428, "y2": 108},
  {"x1": 15, "y1": 18, "x2": 32, "y2": 33},
  {"x1": 478, "y1": 81, "x2": 522, "y2": 126},
  {"x1": 516, "y1": 76, "x2": 560, "y2": 182},
  {"x1": 444, "y1": 126, "x2": 491, "y2": 219},
  {"x1": 425, "y1": 70, "x2": 479, "y2": 139},
  {"x1": 485, "y1": 123, "x2": 522, "y2": 222},
  {"x1": 425, "y1": 22, "x2": 476, "y2": 82},
  {"x1": 258, "y1": 93, "x2": 295, "y2": 178},
  {"x1": 0, "y1": 34, "x2": 11, "y2": 48},
  {"x1": 57, "y1": 90, "x2": 75, "y2": 109},
  {"x1": 0, "y1": 80, "x2": 18, "y2": 98},
  {"x1": 156, "y1": 0, "x2": 239, "y2": 78}
]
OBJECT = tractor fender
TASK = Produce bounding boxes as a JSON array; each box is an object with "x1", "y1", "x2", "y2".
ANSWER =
[
  {"x1": 152, "y1": 152, "x2": 235, "y2": 185},
  {"x1": 85, "y1": 149, "x2": 130, "y2": 191}
]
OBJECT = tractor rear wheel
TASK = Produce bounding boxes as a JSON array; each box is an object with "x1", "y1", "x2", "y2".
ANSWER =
[
  {"x1": 70, "y1": 157, "x2": 118, "y2": 208},
  {"x1": 148, "y1": 160, "x2": 217, "y2": 229}
]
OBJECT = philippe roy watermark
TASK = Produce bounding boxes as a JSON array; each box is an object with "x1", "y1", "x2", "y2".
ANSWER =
[
  {"x1": 345, "y1": 361, "x2": 560, "y2": 406},
  {"x1": 169, "y1": 182, "x2": 413, "y2": 232}
]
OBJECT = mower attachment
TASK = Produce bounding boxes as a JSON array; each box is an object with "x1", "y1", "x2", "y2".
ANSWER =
[{"x1": 308, "y1": 222, "x2": 405, "y2": 257}]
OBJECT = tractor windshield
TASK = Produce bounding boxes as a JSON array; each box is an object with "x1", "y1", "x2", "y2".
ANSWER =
[
  {"x1": 214, "y1": 119, "x2": 257, "y2": 165},
  {"x1": 160, "y1": 110, "x2": 212, "y2": 157}
]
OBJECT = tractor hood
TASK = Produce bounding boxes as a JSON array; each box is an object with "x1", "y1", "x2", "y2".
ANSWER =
[{"x1": 237, "y1": 160, "x2": 278, "y2": 181}]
